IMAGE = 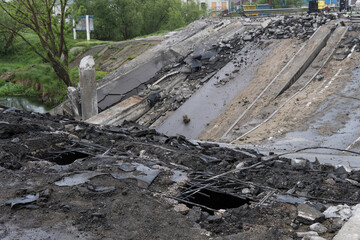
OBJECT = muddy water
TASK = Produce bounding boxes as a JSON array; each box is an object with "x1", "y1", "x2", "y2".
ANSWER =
[{"x1": 0, "y1": 96, "x2": 50, "y2": 113}]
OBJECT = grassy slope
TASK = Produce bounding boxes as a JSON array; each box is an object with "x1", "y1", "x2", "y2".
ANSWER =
[{"x1": 0, "y1": 32, "x2": 111, "y2": 106}]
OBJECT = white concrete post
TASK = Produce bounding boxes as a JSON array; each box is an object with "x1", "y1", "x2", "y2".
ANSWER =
[
  {"x1": 79, "y1": 56, "x2": 98, "y2": 120},
  {"x1": 73, "y1": 19, "x2": 77, "y2": 40},
  {"x1": 86, "y1": 15, "x2": 90, "y2": 41}
]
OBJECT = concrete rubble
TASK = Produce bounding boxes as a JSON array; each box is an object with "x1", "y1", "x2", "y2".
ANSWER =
[
  {"x1": 2, "y1": 104, "x2": 360, "y2": 239},
  {"x1": 3, "y1": 9, "x2": 360, "y2": 240}
]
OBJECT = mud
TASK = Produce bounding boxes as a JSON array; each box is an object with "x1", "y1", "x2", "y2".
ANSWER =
[{"x1": 1, "y1": 105, "x2": 360, "y2": 239}]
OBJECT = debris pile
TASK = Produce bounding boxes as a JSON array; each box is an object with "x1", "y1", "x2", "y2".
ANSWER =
[
  {"x1": 1, "y1": 105, "x2": 360, "y2": 239},
  {"x1": 135, "y1": 13, "x2": 338, "y2": 128}
]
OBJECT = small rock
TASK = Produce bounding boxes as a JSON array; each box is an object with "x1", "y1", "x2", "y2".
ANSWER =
[
  {"x1": 149, "y1": 85, "x2": 161, "y2": 91},
  {"x1": 297, "y1": 204, "x2": 325, "y2": 224},
  {"x1": 139, "y1": 150, "x2": 146, "y2": 158},
  {"x1": 11, "y1": 137, "x2": 20, "y2": 143},
  {"x1": 206, "y1": 214, "x2": 222, "y2": 223},
  {"x1": 309, "y1": 223, "x2": 328, "y2": 233},
  {"x1": 328, "y1": 218, "x2": 344, "y2": 232},
  {"x1": 187, "y1": 206, "x2": 202, "y2": 222},
  {"x1": 174, "y1": 204, "x2": 190, "y2": 215},
  {"x1": 316, "y1": 74, "x2": 324, "y2": 81},
  {"x1": 324, "y1": 178, "x2": 336, "y2": 185},
  {"x1": 323, "y1": 204, "x2": 352, "y2": 220},
  {"x1": 183, "y1": 115, "x2": 190, "y2": 124},
  {"x1": 241, "y1": 188, "x2": 251, "y2": 194},
  {"x1": 296, "y1": 231, "x2": 318, "y2": 238},
  {"x1": 75, "y1": 125, "x2": 83, "y2": 131},
  {"x1": 68, "y1": 134, "x2": 80, "y2": 141},
  {"x1": 302, "y1": 236, "x2": 327, "y2": 240},
  {"x1": 65, "y1": 124, "x2": 75, "y2": 132},
  {"x1": 243, "y1": 35, "x2": 253, "y2": 41},
  {"x1": 291, "y1": 158, "x2": 308, "y2": 168}
]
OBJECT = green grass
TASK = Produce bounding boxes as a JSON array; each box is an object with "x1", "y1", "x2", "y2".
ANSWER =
[
  {"x1": 0, "y1": 80, "x2": 37, "y2": 96},
  {"x1": 0, "y1": 31, "x2": 112, "y2": 106},
  {"x1": 127, "y1": 54, "x2": 136, "y2": 60}
]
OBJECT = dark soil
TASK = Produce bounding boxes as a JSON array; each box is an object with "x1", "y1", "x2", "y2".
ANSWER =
[{"x1": 0, "y1": 105, "x2": 359, "y2": 239}]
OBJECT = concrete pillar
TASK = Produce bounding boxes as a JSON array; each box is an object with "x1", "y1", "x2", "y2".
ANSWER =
[{"x1": 79, "y1": 56, "x2": 98, "y2": 120}]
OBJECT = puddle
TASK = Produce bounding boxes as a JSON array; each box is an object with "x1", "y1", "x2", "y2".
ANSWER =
[{"x1": 0, "y1": 96, "x2": 50, "y2": 113}]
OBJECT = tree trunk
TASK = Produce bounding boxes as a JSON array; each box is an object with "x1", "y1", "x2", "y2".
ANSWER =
[{"x1": 51, "y1": 61, "x2": 72, "y2": 87}]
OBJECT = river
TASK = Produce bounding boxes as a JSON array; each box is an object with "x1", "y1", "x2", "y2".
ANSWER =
[{"x1": 0, "y1": 96, "x2": 50, "y2": 114}]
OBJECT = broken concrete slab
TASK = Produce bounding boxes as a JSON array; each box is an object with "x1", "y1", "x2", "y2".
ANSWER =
[
  {"x1": 309, "y1": 223, "x2": 327, "y2": 234},
  {"x1": 296, "y1": 204, "x2": 325, "y2": 224},
  {"x1": 333, "y1": 204, "x2": 360, "y2": 240},
  {"x1": 86, "y1": 96, "x2": 147, "y2": 126},
  {"x1": 276, "y1": 194, "x2": 306, "y2": 204},
  {"x1": 54, "y1": 172, "x2": 106, "y2": 187},
  {"x1": 111, "y1": 162, "x2": 160, "y2": 188},
  {"x1": 4, "y1": 194, "x2": 39, "y2": 208},
  {"x1": 323, "y1": 204, "x2": 352, "y2": 220}
]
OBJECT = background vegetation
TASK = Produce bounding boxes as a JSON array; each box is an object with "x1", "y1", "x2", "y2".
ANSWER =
[{"x1": 0, "y1": 0, "x2": 205, "y2": 107}]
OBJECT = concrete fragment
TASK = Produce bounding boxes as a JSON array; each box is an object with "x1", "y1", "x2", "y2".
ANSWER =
[
  {"x1": 187, "y1": 206, "x2": 202, "y2": 222},
  {"x1": 309, "y1": 223, "x2": 327, "y2": 233},
  {"x1": 174, "y1": 204, "x2": 190, "y2": 215},
  {"x1": 276, "y1": 194, "x2": 306, "y2": 204},
  {"x1": 302, "y1": 236, "x2": 327, "y2": 240},
  {"x1": 243, "y1": 35, "x2": 253, "y2": 41},
  {"x1": 296, "y1": 231, "x2": 318, "y2": 238},
  {"x1": 55, "y1": 172, "x2": 106, "y2": 187},
  {"x1": 323, "y1": 204, "x2": 352, "y2": 220},
  {"x1": 261, "y1": 19, "x2": 272, "y2": 29},
  {"x1": 242, "y1": 188, "x2": 251, "y2": 194},
  {"x1": 111, "y1": 162, "x2": 161, "y2": 188},
  {"x1": 333, "y1": 204, "x2": 360, "y2": 240},
  {"x1": 67, "y1": 87, "x2": 81, "y2": 119},
  {"x1": 297, "y1": 204, "x2": 325, "y2": 224},
  {"x1": 64, "y1": 124, "x2": 75, "y2": 132},
  {"x1": 5, "y1": 194, "x2": 39, "y2": 208},
  {"x1": 291, "y1": 158, "x2": 308, "y2": 168}
]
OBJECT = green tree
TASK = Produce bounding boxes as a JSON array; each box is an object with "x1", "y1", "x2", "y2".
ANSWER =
[
  {"x1": 142, "y1": 0, "x2": 179, "y2": 34},
  {"x1": 0, "y1": 8, "x2": 22, "y2": 54},
  {"x1": 0, "y1": 0, "x2": 73, "y2": 87},
  {"x1": 167, "y1": 7, "x2": 185, "y2": 30}
]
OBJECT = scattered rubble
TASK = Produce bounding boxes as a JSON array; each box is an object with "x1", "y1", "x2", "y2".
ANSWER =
[{"x1": 1, "y1": 105, "x2": 360, "y2": 239}]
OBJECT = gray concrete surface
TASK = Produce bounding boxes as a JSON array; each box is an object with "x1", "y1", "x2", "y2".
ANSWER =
[
  {"x1": 333, "y1": 204, "x2": 360, "y2": 240},
  {"x1": 156, "y1": 42, "x2": 276, "y2": 138},
  {"x1": 79, "y1": 56, "x2": 98, "y2": 120}
]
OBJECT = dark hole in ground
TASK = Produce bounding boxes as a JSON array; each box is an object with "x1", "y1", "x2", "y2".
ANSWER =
[
  {"x1": 38, "y1": 151, "x2": 89, "y2": 165},
  {"x1": 182, "y1": 187, "x2": 250, "y2": 213}
]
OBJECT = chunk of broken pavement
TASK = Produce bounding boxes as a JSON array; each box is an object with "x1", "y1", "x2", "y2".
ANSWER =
[
  {"x1": 323, "y1": 204, "x2": 352, "y2": 220},
  {"x1": 296, "y1": 204, "x2": 325, "y2": 224},
  {"x1": 174, "y1": 204, "x2": 190, "y2": 215},
  {"x1": 5, "y1": 193, "x2": 39, "y2": 208},
  {"x1": 309, "y1": 223, "x2": 328, "y2": 233},
  {"x1": 296, "y1": 231, "x2": 318, "y2": 238},
  {"x1": 302, "y1": 236, "x2": 327, "y2": 240},
  {"x1": 55, "y1": 172, "x2": 106, "y2": 187},
  {"x1": 276, "y1": 194, "x2": 306, "y2": 204},
  {"x1": 243, "y1": 35, "x2": 253, "y2": 41}
]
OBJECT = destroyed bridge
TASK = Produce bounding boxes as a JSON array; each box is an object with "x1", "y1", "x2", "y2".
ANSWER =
[{"x1": 1, "y1": 12, "x2": 360, "y2": 240}]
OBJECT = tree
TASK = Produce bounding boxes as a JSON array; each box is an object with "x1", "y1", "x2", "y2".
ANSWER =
[
  {"x1": 0, "y1": 0, "x2": 73, "y2": 87},
  {"x1": 0, "y1": 8, "x2": 22, "y2": 54}
]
